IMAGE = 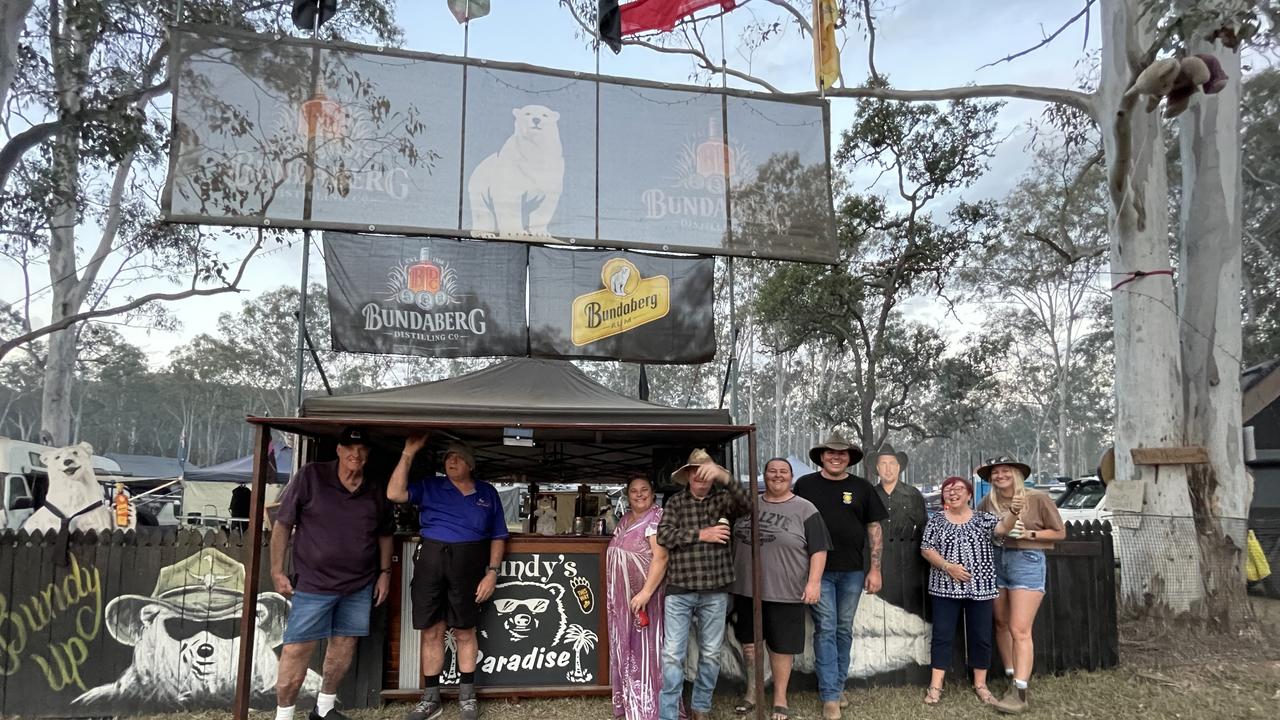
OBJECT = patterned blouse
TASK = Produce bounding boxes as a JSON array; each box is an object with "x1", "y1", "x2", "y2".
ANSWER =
[{"x1": 920, "y1": 510, "x2": 999, "y2": 600}]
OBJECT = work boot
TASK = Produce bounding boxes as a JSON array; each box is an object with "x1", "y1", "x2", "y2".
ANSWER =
[
  {"x1": 822, "y1": 700, "x2": 842, "y2": 720},
  {"x1": 458, "y1": 697, "x2": 479, "y2": 720},
  {"x1": 405, "y1": 696, "x2": 442, "y2": 720},
  {"x1": 994, "y1": 686, "x2": 1028, "y2": 714},
  {"x1": 839, "y1": 691, "x2": 850, "y2": 708},
  {"x1": 309, "y1": 709, "x2": 352, "y2": 720}
]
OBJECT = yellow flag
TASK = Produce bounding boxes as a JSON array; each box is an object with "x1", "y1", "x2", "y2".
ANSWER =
[{"x1": 813, "y1": 0, "x2": 841, "y2": 91}]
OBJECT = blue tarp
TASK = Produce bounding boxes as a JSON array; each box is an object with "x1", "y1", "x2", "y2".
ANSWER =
[{"x1": 183, "y1": 447, "x2": 293, "y2": 484}]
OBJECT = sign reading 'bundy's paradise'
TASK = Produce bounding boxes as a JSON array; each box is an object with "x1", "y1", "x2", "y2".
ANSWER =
[
  {"x1": 324, "y1": 233, "x2": 528, "y2": 358},
  {"x1": 529, "y1": 248, "x2": 714, "y2": 364},
  {"x1": 163, "y1": 25, "x2": 836, "y2": 263}
]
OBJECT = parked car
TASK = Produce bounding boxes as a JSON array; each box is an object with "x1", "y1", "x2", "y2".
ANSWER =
[{"x1": 1056, "y1": 478, "x2": 1111, "y2": 524}]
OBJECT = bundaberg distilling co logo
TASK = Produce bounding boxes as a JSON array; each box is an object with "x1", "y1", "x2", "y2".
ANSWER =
[{"x1": 571, "y1": 258, "x2": 669, "y2": 346}]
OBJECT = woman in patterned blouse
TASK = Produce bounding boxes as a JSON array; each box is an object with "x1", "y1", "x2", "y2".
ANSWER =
[{"x1": 918, "y1": 475, "x2": 1018, "y2": 706}]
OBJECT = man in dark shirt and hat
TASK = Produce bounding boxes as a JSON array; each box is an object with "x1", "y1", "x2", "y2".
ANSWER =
[
  {"x1": 871, "y1": 443, "x2": 927, "y2": 539},
  {"x1": 271, "y1": 427, "x2": 394, "y2": 720},
  {"x1": 794, "y1": 432, "x2": 888, "y2": 720}
]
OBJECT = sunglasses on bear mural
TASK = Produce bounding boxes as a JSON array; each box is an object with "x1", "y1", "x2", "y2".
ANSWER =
[
  {"x1": 493, "y1": 598, "x2": 550, "y2": 615},
  {"x1": 164, "y1": 616, "x2": 242, "y2": 641}
]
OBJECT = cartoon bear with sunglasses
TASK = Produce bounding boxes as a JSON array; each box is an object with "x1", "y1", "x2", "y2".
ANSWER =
[{"x1": 73, "y1": 548, "x2": 321, "y2": 712}]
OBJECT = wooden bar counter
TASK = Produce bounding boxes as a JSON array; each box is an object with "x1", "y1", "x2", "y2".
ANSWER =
[{"x1": 383, "y1": 533, "x2": 612, "y2": 700}]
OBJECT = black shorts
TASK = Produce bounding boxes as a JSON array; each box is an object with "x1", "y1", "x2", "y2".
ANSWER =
[
  {"x1": 731, "y1": 594, "x2": 807, "y2": 655},
  {"x1": 411, "y1": 539, "x2": 490, "y2": 630}
]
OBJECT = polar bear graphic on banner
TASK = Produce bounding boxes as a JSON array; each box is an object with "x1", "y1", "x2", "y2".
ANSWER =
[{"x1": 468, "y1": 105, "x2": 564, "y2": 237}]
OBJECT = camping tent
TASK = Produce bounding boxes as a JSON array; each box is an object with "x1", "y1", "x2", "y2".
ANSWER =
[
  {"x1": 181, "y1": 447, "x2": 292, "y2": 524},
  {"x1": 296, "y1": 358, "x2": 733, "y2": 483}
]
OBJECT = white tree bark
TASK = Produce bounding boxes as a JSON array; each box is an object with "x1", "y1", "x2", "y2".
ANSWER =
[
  {"x1": 1177, "y1": 37, "x2": 1249, "y2": 621},
  {"x1": 1100, "y1": 0, "x2": 1202, "y2": 612},
  {"x1": 0, "y1": 0, "x2": 33, "y2": 112}
]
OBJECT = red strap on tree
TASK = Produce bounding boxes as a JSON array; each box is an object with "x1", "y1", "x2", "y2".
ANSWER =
[{"x1": 1111, "y1": 269, "x2": 1174, "y2": 290}]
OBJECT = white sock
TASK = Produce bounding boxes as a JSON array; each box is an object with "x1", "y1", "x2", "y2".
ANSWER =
[
  {"x1": 275, "y1": 706, "x2": 295, "y2": 720},
  {"x1": 1004, "y1": 667, "x2": 1015, "y2": 677},
  {"x1": 1014, "y1": 678, "x2": 1028, "y2": 690},
  {"x1": 317, "y1": 692, "x2": 337, "y2": 716}
]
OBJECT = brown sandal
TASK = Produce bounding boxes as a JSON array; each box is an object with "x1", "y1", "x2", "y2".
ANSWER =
[
  {"x1": 924, "y1": 686, "x2": 943, "y2": 705},
  {"x1": 973, "y1": 685, "x2": 997, "y2": 705}
]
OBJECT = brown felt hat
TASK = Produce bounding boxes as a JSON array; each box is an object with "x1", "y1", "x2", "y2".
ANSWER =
[
  {"x1": 809, "y1": 432, "x2": 863, "y2": 467},
  {"x1": 975, "y1": 455, "x2": 1032, "y2": 481},
  {"x1": 671, "y1": 448, "x2": 715, "y2": 485}
]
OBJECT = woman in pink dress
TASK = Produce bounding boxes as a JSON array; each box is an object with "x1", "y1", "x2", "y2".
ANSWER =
[{"x1": 607, "y1": 474, "x2": 674, "y2": 720}]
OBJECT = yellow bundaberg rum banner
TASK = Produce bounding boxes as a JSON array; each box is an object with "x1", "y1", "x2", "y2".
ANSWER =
[
  {"x1": 813, "y1": 0, "x2": 841, "y2": 91},
  {"x1": 571, "y1": 258, "x2": 670, "y2": 346}
]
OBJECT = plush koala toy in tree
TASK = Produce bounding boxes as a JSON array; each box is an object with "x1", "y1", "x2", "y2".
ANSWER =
[{"x1": 1125, "y1": 54, "x2": 1229, "y2": 117}]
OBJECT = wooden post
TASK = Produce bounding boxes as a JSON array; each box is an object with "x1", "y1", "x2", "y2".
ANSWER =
[
  {"x1": 748, "y1": 429, "x2": 764, "y2": 720},
  {"x1": 233, "y1": 424, "x2": 272, "y2": 719}
]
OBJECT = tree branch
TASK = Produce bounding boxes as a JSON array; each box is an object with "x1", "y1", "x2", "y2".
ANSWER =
[
  {"x1": 762, "y1": 0, "x2": 812, "y2": 35},
  {"x1": 978, "y1": 0, "x2": 1097, "y2": 71},
  {"x1": 861, "y1": 0, "x2": 881, "y2": 85},
  {"x1": 0, "y1": 238, "x2": 262, "y2": 362},
  {"x1": 814, "y1": 84, "x2": 1097, "y2": 118}
]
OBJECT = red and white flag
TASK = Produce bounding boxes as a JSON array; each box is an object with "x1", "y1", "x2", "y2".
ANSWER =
[{"x1": 621, "y1": 0, "x2": 737, "y2": 35}]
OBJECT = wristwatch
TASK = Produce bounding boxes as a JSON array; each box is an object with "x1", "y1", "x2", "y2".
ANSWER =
[
  {"x1": 486, "y1": 565, "x2": 500, "y2": 574},
  {"x1": 380, "y1": 567, "x2": 393, "y2": 574}
]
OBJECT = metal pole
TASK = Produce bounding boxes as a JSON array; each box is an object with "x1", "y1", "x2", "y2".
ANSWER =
[
  {"x1": 748, "y1": 429, "x2": 764, "y2": 720},
  {"x1": 295, "y1": 11, "x2": 323, "y2": 414}
]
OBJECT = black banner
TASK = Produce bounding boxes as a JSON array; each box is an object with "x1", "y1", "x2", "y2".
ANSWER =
[
  {"x1": 528, "y1": 248, "x2": 714, "y2": 364},
  {"x1": 438, "y1": 551, "x2": 602, "y2": 687},
  {"x1": 164, "y1": 25, "x2": 836, "y2": 263},
  {"x1": 324, "y1": 233, "x2": 528, "y2": 358}
]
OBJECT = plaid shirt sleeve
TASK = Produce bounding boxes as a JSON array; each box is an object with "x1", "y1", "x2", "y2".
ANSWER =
[{"x1": 659, "y1": 480, "x2": 751, "y2": 590}]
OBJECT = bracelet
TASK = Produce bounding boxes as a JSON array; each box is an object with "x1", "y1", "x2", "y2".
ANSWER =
[
  {"x1": 380, "y1": 568, "x2": 393, "y2": 574},
  {"x1": 401, "y1": 451, "x2": 414, "y2": 458}
]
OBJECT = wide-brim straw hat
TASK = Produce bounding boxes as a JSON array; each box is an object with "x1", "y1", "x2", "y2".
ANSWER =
[
  {"x1": 871, "y1": 443, "x2": 908, "y2": 469},
  {"x1": 809, "y1": 432, "x2": 864, "y2": 467},
  {"x1": 975, "y1": 455, "x2": 1032, "y2": 481},
  {"x1": 671, "y1": 448, "x2": 715, "y2": 485}
]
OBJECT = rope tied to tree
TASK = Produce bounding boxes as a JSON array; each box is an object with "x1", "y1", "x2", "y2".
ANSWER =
[{"x1": 1111, "y1": 269, "x2": 1173, "y2": 291}]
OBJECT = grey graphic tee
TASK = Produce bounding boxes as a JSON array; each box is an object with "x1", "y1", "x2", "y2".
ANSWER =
[{"x1": 730, "y1": 495, "x2": 832, "y2": 602}]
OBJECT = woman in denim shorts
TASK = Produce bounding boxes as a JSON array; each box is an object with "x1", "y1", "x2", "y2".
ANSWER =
[{"x1": 976, "y1": 456, "x2": 1065, "y2": 715}]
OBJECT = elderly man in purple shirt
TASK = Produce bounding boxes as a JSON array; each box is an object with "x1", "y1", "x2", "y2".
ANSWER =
[{"x1": 271, "y1": 427, "x2": 394, "y2": 720}]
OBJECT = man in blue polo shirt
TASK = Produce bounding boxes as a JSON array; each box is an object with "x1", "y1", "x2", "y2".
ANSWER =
[{"x1": 388, "y1": 435, "x2": 507, "y2": 720}]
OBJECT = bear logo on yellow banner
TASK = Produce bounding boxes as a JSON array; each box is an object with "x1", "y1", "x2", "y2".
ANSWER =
[{"x1": 571, "y1": 258, "x2": 670, "y2": 346}]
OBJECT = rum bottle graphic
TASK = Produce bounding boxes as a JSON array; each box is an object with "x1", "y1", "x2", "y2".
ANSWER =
[{"x1": 406, "y1": 248, "x2": 442, "y2": 294}]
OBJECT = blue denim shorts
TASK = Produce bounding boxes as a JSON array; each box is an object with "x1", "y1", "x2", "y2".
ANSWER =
[
  {"x1": 994, "y1": 548, "x2": 1046, "y2": 592},
  {"x1": 283, "y1": 582, "x2": 373, "y2": 644}
]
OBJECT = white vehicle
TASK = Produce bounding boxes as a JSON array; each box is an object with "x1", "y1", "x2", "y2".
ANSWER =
[{"x1": 1056, "y1": 478, "x2": 1112, "y2": 525}]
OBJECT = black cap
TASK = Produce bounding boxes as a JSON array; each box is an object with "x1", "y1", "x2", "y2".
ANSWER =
[{"x1": 337, "y1": 427, "x2": 368, "y2": 446}]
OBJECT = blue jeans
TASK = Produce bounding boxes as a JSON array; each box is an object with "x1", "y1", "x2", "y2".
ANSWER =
[
  {"x1": 660, "y1": 591, "x2": 729, "y2": 719},
  {"x1": 809, "y1": 570, "x2": 865, "y2": 702},
  {"x1": 283, "y1": 582, "x2": 374, "y2": 644}
]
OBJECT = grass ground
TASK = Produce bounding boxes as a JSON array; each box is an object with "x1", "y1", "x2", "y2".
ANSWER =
[{"x1": 130, "y1": 605, "x2": 1280, "y2": 720}]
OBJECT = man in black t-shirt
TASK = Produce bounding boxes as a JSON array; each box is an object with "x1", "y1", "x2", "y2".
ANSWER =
[{"x1": 794, "y1": 432, "x2": 888, "y2": 720}]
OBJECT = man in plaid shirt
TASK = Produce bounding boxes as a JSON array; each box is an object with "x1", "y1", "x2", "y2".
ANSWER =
[{"x1": 656, "y1": 449, "x2": 751, "y2": 720}]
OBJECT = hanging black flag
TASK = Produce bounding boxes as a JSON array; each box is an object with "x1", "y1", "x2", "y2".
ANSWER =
[
  {"x1": 599, "y1": 0, "x2": 623, "y2": 53},
  {"x1": 292, "y1": 0, "x2": 338, "y2": 31},
  {"x1": 639, "y1": 363, "x2": 651, "y2": 400}
]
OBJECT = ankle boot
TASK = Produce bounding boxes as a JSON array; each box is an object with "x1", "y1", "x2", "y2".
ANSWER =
[{"x1": 994, "y1": 686, "x2": 1028, "y2": 714}]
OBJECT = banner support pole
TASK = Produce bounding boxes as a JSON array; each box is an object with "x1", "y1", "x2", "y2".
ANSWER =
[{"x1": 295, "y1": 10, "x2": 322, "y2": 414}]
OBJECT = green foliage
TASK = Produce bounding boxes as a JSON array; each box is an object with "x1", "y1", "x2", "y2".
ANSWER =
[{"x1": 1241, "y1": 68, "x2": 1280, "y2": 365}]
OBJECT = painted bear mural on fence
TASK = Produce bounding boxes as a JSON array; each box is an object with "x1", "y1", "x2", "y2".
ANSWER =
[{"x1": 72, "y1": 548, "x2": 320, "y2": 712}]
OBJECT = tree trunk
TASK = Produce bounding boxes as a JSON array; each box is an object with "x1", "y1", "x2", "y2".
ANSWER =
[
  {"x1": 1100, "y1": 0, "x2": 1202, "y2": 614},
  {"x1": 0, "y1": 0, "x2": 33, "y2": 114},
  {"x1": 1177, "y1": 38, "x2": 1248, "y2": 627}
]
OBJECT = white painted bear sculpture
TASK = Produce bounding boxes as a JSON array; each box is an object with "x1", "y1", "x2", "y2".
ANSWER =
[{"x1": 21, "y1": 441, "x2": 133, "y2": 534}]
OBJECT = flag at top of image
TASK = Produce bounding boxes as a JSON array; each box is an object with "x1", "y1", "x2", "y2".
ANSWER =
[
  {"x1": 599, "y1": 1, "x2": 737, "y2": 53},
  {"x1": 447, "y1": 0, "x2": 491, "y2": 23},
  {"x1": 813, "y1": 0, "x2": 841, "y2": 90}
]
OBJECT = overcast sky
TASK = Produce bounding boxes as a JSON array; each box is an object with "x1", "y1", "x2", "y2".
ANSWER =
[{"x1": 3, "y1": 0, "x2": 1101, "y2": 361}]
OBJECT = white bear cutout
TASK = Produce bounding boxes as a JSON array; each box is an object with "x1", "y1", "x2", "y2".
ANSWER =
[
  {"x1": 21, "y1": 441, "x2": 133, "y2": 534},
  {"x1": 468, "y1": 105, "x2": 564, "y2": 237}
]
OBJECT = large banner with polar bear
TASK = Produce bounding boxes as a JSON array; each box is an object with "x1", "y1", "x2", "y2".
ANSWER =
[
  {"x1": 162, "y1": 25, "x2": 836, "y2": 264},
  {"x1": 527, "y1": 247, "x2": 715, "y2": 363},
  {"x1": 324, "y1": 232, "x2": 529, "y2": 357}
]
